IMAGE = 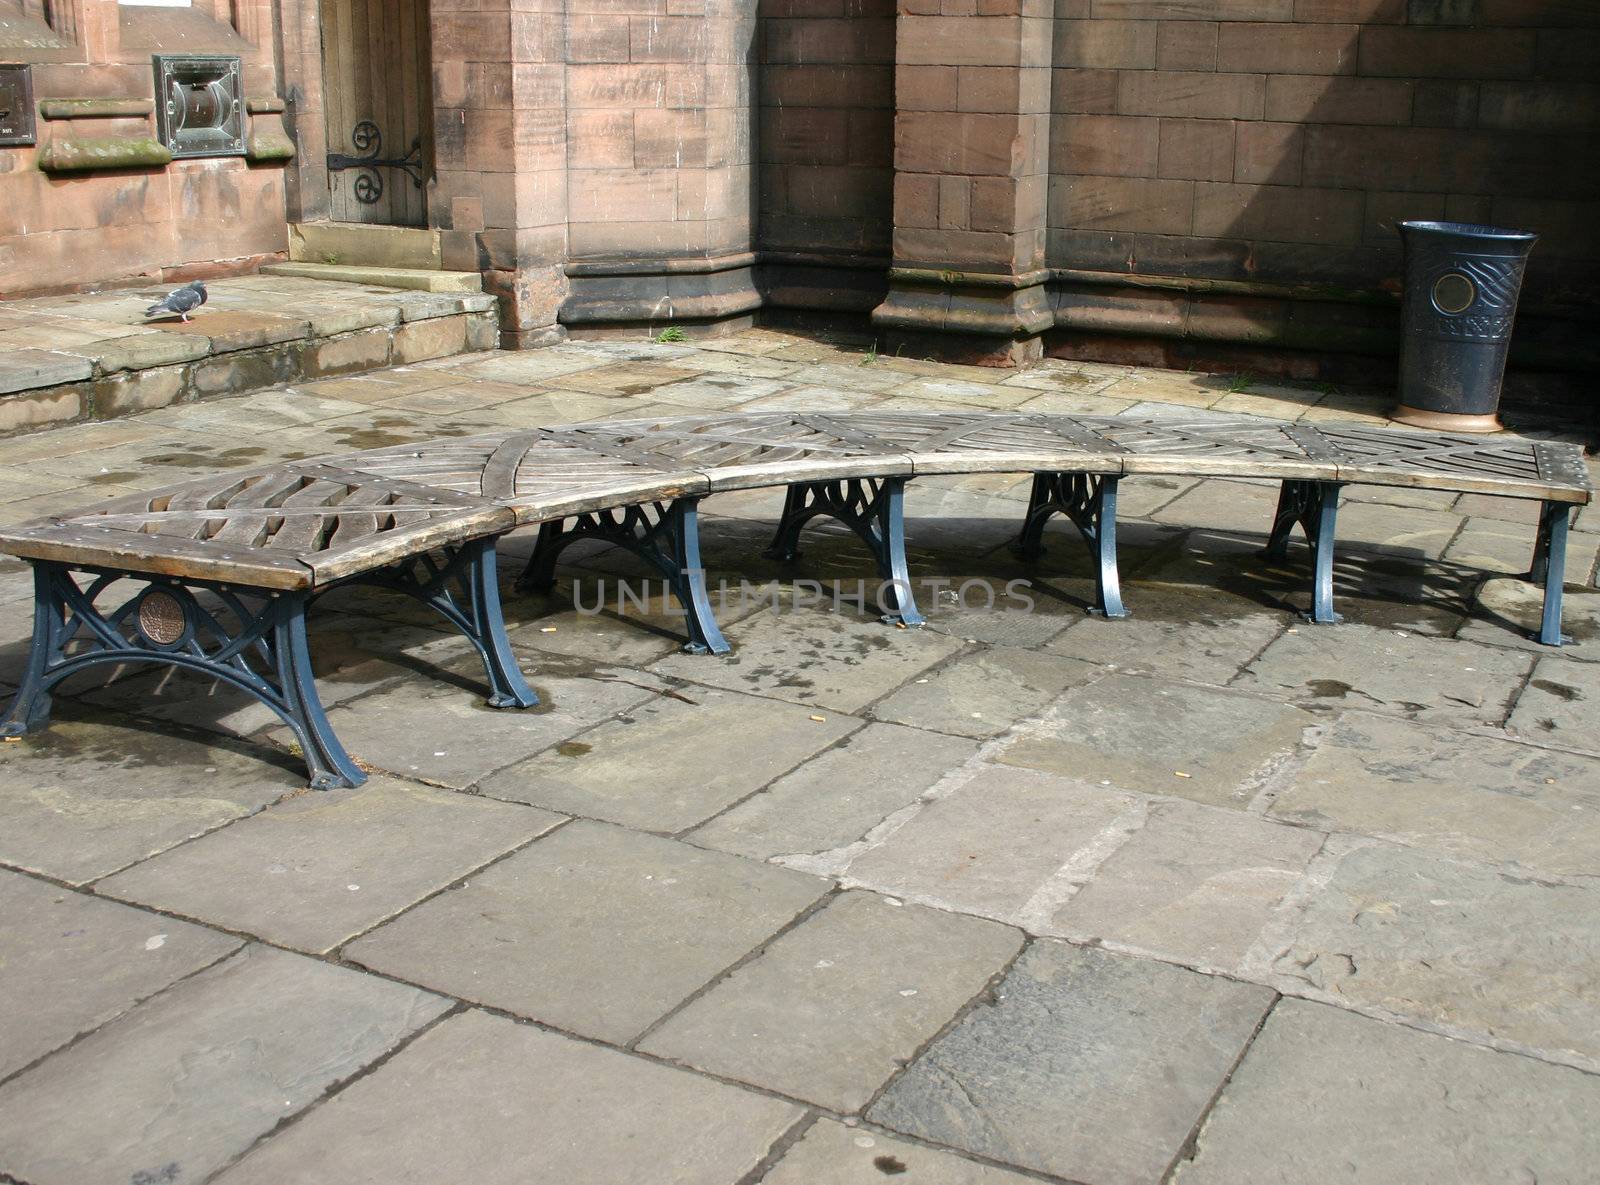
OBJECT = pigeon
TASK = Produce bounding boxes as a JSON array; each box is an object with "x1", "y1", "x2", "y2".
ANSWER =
[{"x1": 145, "y1": 280, "x2": 208, "y2": 322}]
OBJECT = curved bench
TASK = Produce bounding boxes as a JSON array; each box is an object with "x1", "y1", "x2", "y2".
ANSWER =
[{"x1": 0, "y1": 411, "x2": 1589, "y2": 788}]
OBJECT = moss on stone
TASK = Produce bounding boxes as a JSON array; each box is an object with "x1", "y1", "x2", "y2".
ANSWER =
[
  {"x1": 37, "y1": 98, "x2": 155, "y2": 120},
  {"x1": 37, "y1": 136, "x2": 172, "y2": 173},
  {"x1": 246, "y1": 131, "x2": 295, "y2": 162}
]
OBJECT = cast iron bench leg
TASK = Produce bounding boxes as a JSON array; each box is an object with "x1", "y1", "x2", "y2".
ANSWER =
[
  {"x1": 1264, "y1": 479, "x2": 1344, "y2": 625},
  {"x1": 1529, "y1": 500, "x2": 1571, "y2": 647},
  {"x1": 517, "y1": 498, "x2": 730, "y2": 654},
  {"x1": 763, "y1": 477, "x2": 925, "y2": 627},
  {"x1": 0, "y1": 562, "x2": 366, "y2": 791},
  {"x1": 358, "y1": 537, "x2": 539, "y2": 707},
  {"x1": 1013, "y1": 472, "x2": 1128, "y2": 618}
]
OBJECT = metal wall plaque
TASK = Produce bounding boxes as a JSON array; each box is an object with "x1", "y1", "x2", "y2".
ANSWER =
[
  {"x1": 153, "y1": 54, "x2": 244, "y2": 159},
  {"x1": 0, "y1": 64, "x2": 36, "y2": 147}
]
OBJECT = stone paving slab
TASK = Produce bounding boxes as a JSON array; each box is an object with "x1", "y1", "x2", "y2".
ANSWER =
[
  {"x1": 0, "y1": 278, "x2": 498, "y2": 436},
  {"x1": 1232, "y1": 623, "x2": 1533, "y2": 727},
  {"x1": 869, "y1": 646, "x2": 1096, "y2": 738},
  {"x1": 1248, "y1": 838, "x2": 1600, "y2": 1067},
  {"x1": 503, "y1": 573, "x2": 774, "y2": 667},
  {"x1": 0, "y1": 348, "x2": 93, "y2": 395},
  {"x1": 1152, "y1": 478, "x2": 1282, "y2": 535},
  {"x1": 505, "y1": 596, "x2": 695, "y2": 665},
  {"x1": 640, "y1": 890, "x2": 1022, "y2": 1111},
  {"x1": 1046, "y1": 585, "x2": 1290, "y2": 686},
  {"x1": 896, "y1": 514, "x2": 1049, "y2": 562},
  {"x1": 0, "y1": 713, "x2": 293, "y2": 885},
  {"x1": 1108, "y1": 473, "x2": 1200, "y2": 517},
  {"x1": 1333, "y1": 500, "x2": 1466, "y2": 562},
  {"x1": 213, "y1": 1010, "x2": 802, "y2": 1185},
  {"x1": 476, "y1": 687, "x2": 860, "y2": 832},
  {"x1": 1273, "y1": 711, "x2": 1600, "y2": 876},
  {"x1": 1305, "y1": 561, "x2": 1481, "y2": 635},
  {"x1": 0, "y1": 327, "x2": 1593, "y2": 1183},
  {"x1": 1173, "y1": 999, "x2": 1600, "y2": 1185},
  {"x1": 346, "y1": 820, "x2": 829, "y2": 1043},
  {"x1": 24, "y1": 431, "x2": 307, "y2": 486},
  {"x1": 905, "y1": 470, "x2": 1031, "y2": 507},
  {"x1": 1447, "y1": 516, "x2": 1599, "y2": 586},
  {"x1": 760, "y1": 1119, "x2": 1043, "y2": 1184},
  {"x1": 868, "y1": 941, "x2": 1275, "y2": 1185},
  {"x1": 96, "y1": 778, "x2": 561, "y2": 953},
  {"x1": 919, "y1": 592, "x2": 1087, "y2": 648},
  {"x1": 1457, "y1": 578, "x2": 1599, "y2": 657},
  {"x1": 998, "y1": 359, "x2": 1128, "y2": 396},
  {"x1": 1048, "y1": 798, "x2": 1324, "y2": 973},
  {"x1": 0, "y1": 945, "x2": 448, "y2": 1185},
  {"x1": 688, "y1": 721, "x2": 977, "y2": 862},
  {"x1": 0, "y1": 870, "x2": 241, "y2": 1081},
  {"x1": 842, "y1": 765, "x2": 1143, "y2": 926},
  {"x1": 312, "y1": 664, "x2": 662, "y2": 789},
  {"x1": 1136, "y1": 528, "x2": 1474, "y2": 636},
  {"x1": 649, "y1": 606, "x2": 966, "y2": 714},
  {"x1": 1507, "y1": 654, "x2": 1600, "y2": 754},
  {"x1": 999, "y1": 674, "x2": 1314, "y2": 808}
]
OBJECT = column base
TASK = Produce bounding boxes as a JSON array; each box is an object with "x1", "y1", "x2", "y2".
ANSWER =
[
  {"x1": 882, "y1": 330, "x2": 1043, "y2": 368},
  {"x1": 559, "y1": 253, "x2": 764, "y2": 332},
  {"x1": 1390, "y1": 405, "x2": 1504, "y2": 434},
  {"x1": 871, "y1": 269, "x2": 1053, "y2": 368},
  {"x1": 500, "y1": 324, "x2": 568, "y2": 351}
]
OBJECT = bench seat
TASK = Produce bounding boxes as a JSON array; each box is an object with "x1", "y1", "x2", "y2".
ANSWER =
[{"x1": 1, "y1": 410, "x2": 1589, "y2": 789}]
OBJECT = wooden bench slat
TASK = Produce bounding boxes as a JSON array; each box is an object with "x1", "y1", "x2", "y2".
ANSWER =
[
  {"x1": 1, "y1": 412, "x2": 1587, "y2": 594},
  {"x1": 0, "y1": 521, "x2": 313, "y2": 588}
]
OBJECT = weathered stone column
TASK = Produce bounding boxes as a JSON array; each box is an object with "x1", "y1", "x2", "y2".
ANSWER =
[
  {"x1": 557, "y1": 0, "x2": 759, "y2": 333},
  {"x1": 432, "y1": 0, "x2": 569, "y2": 348},
  {"x1": 872, "y1": 0, "x2": 1052, "y2": 366}
]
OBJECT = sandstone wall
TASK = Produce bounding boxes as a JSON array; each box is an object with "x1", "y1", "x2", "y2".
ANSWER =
[
  {"x1": 0, "y1": 0, "x2": 291, "y2": 297},
  {"x1": 1041, "y1": 0, "x2": 1600, "y2": 369},
  {"x1": 554, "y1": 0, "x2": 763, "y2": 333},
  {"x1": 756, "y1": 0, "x2": 895, "y2": 314}
]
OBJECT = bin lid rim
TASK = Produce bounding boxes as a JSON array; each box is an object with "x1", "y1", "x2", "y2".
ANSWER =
[{"x1": 1398, "y1": 220, "x2": 1538, "y2": 242}]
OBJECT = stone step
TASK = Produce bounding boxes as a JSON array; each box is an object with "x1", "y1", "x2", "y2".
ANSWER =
[
  {"x1": 289, "y1": 223, "x2": 443, "y2": 270},
  {"x1": 0, "y1": 276, "x2": 500, "y2": 435},
  {"x1": 263, "y1": 262, "x2": 482, "y2": 294}
]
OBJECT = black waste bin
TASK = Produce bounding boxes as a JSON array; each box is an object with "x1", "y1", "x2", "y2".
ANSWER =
[{"x1": 1394, "y1": 220, "x2": 1538, "y2": 433}]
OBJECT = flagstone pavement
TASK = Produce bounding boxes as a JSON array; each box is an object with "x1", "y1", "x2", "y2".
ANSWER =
[{"x1": 1, "y1": 326, "x2": 1598, "y2": 1185}]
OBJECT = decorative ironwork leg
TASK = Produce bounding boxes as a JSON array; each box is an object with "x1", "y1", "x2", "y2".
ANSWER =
[
  {"x1": 762, "y1": 477, "x2": 924, "y2": 627},
  {"x1": 273, "y1": 597, "x2": 369, "y2": 789},
  {"x1": 0, "y1": 563, "x2": 365, "y2": 790},
  {"x1": 1529, "y1": 500, "x2": 1571, "y2": 647},
  {"x1": 1264, "y1": 480, "x2": 1344, "y2": 625},
  {"x1": 358, "y1": 538, "x2": 539, "y2": 708},
  {"x1": 517, "y1": 499, "x2": 730, "y2": 654},
  {"x1": 1012, "y1": 472, "x2": 1127, "y2": 618}
]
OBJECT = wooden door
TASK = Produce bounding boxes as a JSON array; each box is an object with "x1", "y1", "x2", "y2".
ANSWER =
[{"x1": 321, "y1": 0, "x2": 433, "y2": 227}]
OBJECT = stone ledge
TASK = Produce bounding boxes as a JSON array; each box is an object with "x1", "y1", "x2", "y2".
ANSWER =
[
  {"x1": 38, "y1": 98, "x2": 156, "y2": 121},
  {"x1": 559, "y1": 261, "x2": 764, "y2": 327},
  {"x1": 36, "y1": 135, "x2": 172, "y2": 173},
  {"x1": 0, "y1": 278, "x2": 502, "y2": 436},
  {"x1": 261, "y1": 263, "x2": 483, "y2": 294}
]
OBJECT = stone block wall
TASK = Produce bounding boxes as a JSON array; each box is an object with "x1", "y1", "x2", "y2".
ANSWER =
[
  {"x1": 556, "y1": 0, "x2": 763, "y2": 332},
  {"x1": 756, "y1": 0, "x2": 895, "y2": 315},
  {"x1": 6, "y1": 0, "x2": 1598, "y2": 374},
  {"x1": 869, "y1": 0, "x2": 1058, "y2": 365},
  {"x1": 0, "y1": 0, "x2": 293, "y2": 297},
  {"x1": 1042, "y1": 0, "x2": 1600, "y2": 367},
  {"x1": 428, "y1": 0, "x2": 571, "y2": 346}
]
